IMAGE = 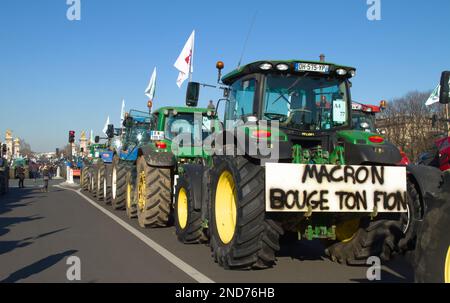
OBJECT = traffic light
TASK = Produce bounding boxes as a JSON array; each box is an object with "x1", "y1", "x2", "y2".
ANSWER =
[{"x1": 69, "y1": 130, "x2": 75, "y2": 143}]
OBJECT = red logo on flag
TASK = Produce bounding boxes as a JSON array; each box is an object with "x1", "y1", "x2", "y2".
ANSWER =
[{"x1": 185, "y1": 50, "x2": 192, "y2": 64}]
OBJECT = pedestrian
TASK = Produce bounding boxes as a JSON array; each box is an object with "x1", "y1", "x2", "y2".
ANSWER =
[
  {"x1": 42, "y1": 165, "x2": 50, "y2": 192},
  {"x1": 17, "y1": 166, "x2": 25, "y2": 188}
]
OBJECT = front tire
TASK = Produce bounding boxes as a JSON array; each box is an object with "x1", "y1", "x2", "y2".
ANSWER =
[
  {"x1": 174, "y1": 173, "x2": 206, "y2": 244},
  {"x1": 96, "y1": 163, "x2": 105, "y2": 202},
  {"x1": 111, "y1": 157, "x2": 127, "y2": 210},
  {"x1": 136, "y1": 156, "x2": 172, "y2": 228},
  {"x1": 325, "y1": 180, "x2": 420, "y2": 265},
  {"x1": 209, "y1": 156, "x2": 283, "y2": 269},
  {"x1": 81, "y1": 166, "x2": 89, "y2": 191},
  {"x1": 126, "y1": 170, "x2": 137, "y2": 219}
]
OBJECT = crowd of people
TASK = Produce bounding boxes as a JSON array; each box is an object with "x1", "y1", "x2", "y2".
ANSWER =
[{"x1": 15, "y1": 161, "x2": 58, "y2": 192}]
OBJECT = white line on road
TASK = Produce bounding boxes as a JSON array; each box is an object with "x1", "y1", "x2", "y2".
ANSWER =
[{"x1": 55, "y1": 185, "x2": 214, "y2": 283}]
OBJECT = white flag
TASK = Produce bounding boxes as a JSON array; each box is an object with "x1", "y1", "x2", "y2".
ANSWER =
[
  {"x1": 120, "y1": 99, "x2": 126, "y2": 123},
  {"x1": 425, "y1": 84, "x2": 440, "y2": 106},
  {"x1": 102, "y1": 116, "x2": 110, "y2": 135},
  {"x1": 145, "y1": 67, "x2": 157, "y2": 100},
  {"x1": 174, "y1": 30, "x2": 195, "y2": 88}
]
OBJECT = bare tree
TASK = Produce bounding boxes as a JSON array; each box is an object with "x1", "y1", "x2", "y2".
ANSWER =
[
  {"x1": 377, "y1": 91, "x2": 448, "y2": 162},
  {"x1": 19, "y1": 138, "x2": 34, "y2": 158}
]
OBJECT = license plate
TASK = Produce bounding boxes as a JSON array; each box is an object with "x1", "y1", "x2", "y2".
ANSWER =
[
  {"x1": 295, "y1": 63, "x2": 330, "y2": 73},
  {"x1": 265, "y1": 163, "x2": 407, "y2": 213},
  {"x1": 150, "y1": 131, "x2": 165, "y2": 141}
]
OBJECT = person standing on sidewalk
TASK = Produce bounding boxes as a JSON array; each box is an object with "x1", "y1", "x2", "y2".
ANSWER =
[
  {"x1": 17, "y1": 166, "x2": 25, "y2": 188},
  {"x1": 42, "y1": 165, "x2": 50, "y2": 192}
]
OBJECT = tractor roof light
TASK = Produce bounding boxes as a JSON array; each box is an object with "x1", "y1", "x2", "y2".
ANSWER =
[
  {"x1": 259, "y1": 63, "x2": 273, "y2": 70},
  {"x1": 207, "y1": 111, "x2": 213, "y2": 117},
  {"x1": 336, "y1": 68, "x2": 347, "y2": 76},
  {"x1": 276, "y1": 63, "x2": 289, "y2": 71},
  {"x1": 163, "y1": 109, "x2": 169, "y2": 116},
  {"x1": 349, "y1": 70, "x2": 356, "y2": 77}
]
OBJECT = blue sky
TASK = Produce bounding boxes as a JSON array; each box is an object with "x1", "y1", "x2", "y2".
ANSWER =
[{"x1": 1, "y1": 0, "x2": 449, "y2": 152}]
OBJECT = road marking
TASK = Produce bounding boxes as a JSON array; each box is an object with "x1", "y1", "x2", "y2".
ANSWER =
[{"x1": 55, "y1": 184, "x2": 214, "y2": 283}]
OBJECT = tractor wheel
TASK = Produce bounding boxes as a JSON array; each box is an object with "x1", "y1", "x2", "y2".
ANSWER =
[
  {"x1": 325, "y1": 179, "x2": 419, "y2": 265},
  {"x1": 209, "y1": 156, "x2": 283, "y2": 269},
  {"x1": 103, "y1": 171, "x2": 112, "y2": 205},
  {"x1": 81, "y1": 167, "x2": 89, "y2": 191},
  {"x1": 414, "y1": 173, "x2": 450, "y2": 283},
  {"x1": 91, "y1": 167, "x2": 98, "y2": 198},
  {"x1": 96, "y1": 164, "x2": 105, "y2": 202},
  {"x1": 174, "y1": 173, "x2": 207, "y2": 244},
  {"x1": 125, "y1": 170, "x2": 137, "y2": 219},
  {"x1": 136, "y1": 156, "x2": 172, "y2": 228},
  {"x1": 111, "y1": 157, "x2": 126, "y2": 210}
]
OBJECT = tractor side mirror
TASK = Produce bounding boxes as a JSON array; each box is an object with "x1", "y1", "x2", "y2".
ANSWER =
[
  {"x1": 94, "y1": 136, "x2": 100, "y2": 143},
  {"x1": 186, "y1": 82, "x2": 200, "y2": 107},
  {"x1": 439, "y1": 71, "x2": 450, "y2": 104},
  {"x1": 106, "y1": 124, "x2": 115, "y2": 139}
]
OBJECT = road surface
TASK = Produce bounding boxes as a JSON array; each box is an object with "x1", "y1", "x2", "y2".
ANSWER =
[{"x1": 0, "y1": 179, "x2": 414, "y2": 283}]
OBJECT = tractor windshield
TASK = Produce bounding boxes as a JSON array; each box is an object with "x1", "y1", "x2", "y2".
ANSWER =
[
  {"x1": 165, "y1": 112, "x2": 216, "y2": 142},
  {"x1": 262, "y1": 74, "x2": 349, "y2": 131}
]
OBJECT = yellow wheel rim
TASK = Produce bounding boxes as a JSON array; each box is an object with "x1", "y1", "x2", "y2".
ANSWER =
[
  {"x1": 127, "y1": 181, "x2": 132, "y2": 209},
  {"x1": 138, "y1": 171, "x2": 146, "y2": 211},
  {"x1": 177, "y1": 188, "x2": 188, "y2": 229},
  {"x1": 445, "y1": 246, "x2": 450, "y2": 283},
  {"x1": 215, "y1": 171, "x2": 237, "y2": 244},
  {"x1": 335, "y1": 219, "x2": 360, "y2": 243}
]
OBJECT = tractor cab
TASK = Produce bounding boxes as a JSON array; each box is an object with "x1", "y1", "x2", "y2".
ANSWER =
[
  {"x1": 150, "y1": 106, "x2": 222, "y2": 158},
  {"x1": 351, "y1": 101, "x2": 383, "y2": 133},
  {"x1": 220, "y1": 60, "x2": 353, "y2": 133}
]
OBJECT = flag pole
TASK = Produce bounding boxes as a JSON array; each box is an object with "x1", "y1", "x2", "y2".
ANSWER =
[{"x1": 188, "y1": 31, "x2": 194, "y2": 83}]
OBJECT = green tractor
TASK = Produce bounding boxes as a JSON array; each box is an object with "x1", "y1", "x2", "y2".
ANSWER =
[
  {"x1": 133, "y1": 106, "x2": 221, "y2": 229},
  {"x1": 171, "y1": 59, "x2": 442, "y2": 269}
]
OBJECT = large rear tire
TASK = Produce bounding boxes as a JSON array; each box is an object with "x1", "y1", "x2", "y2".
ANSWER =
[
  {"x1": 111, "y1": 157, "x2": 127, "y2": 210},
  {"x1": 136, "y1": 156, "x2": 172, "y2": 228},
  {"x1": 209, "y1": 156, "x2": 283, "y2": 269},
  {"x1": 126, "y1": 170, "x2": 137, "y2": 219},
  {"x1": 174, "y1": 173, "x2": 206, "y2": 244},
  {"x1": 414, "y1": 173, "x2": 450, "y2": 283}
]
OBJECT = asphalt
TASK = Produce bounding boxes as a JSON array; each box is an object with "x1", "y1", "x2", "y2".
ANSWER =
[{"x1": 0, "y1": 178, "x2": 414, "y2": 283}]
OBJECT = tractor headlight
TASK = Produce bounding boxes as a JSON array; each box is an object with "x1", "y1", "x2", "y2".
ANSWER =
[
  {"x1": 259, "y1": 63, "x2": 273, "y2": 70},
  {"x1": 336, "y1": 68, "x2": 347, "y2": 76},
  {"x1": 276, "y1": 63, "x2": 289, "y2": 71}
]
